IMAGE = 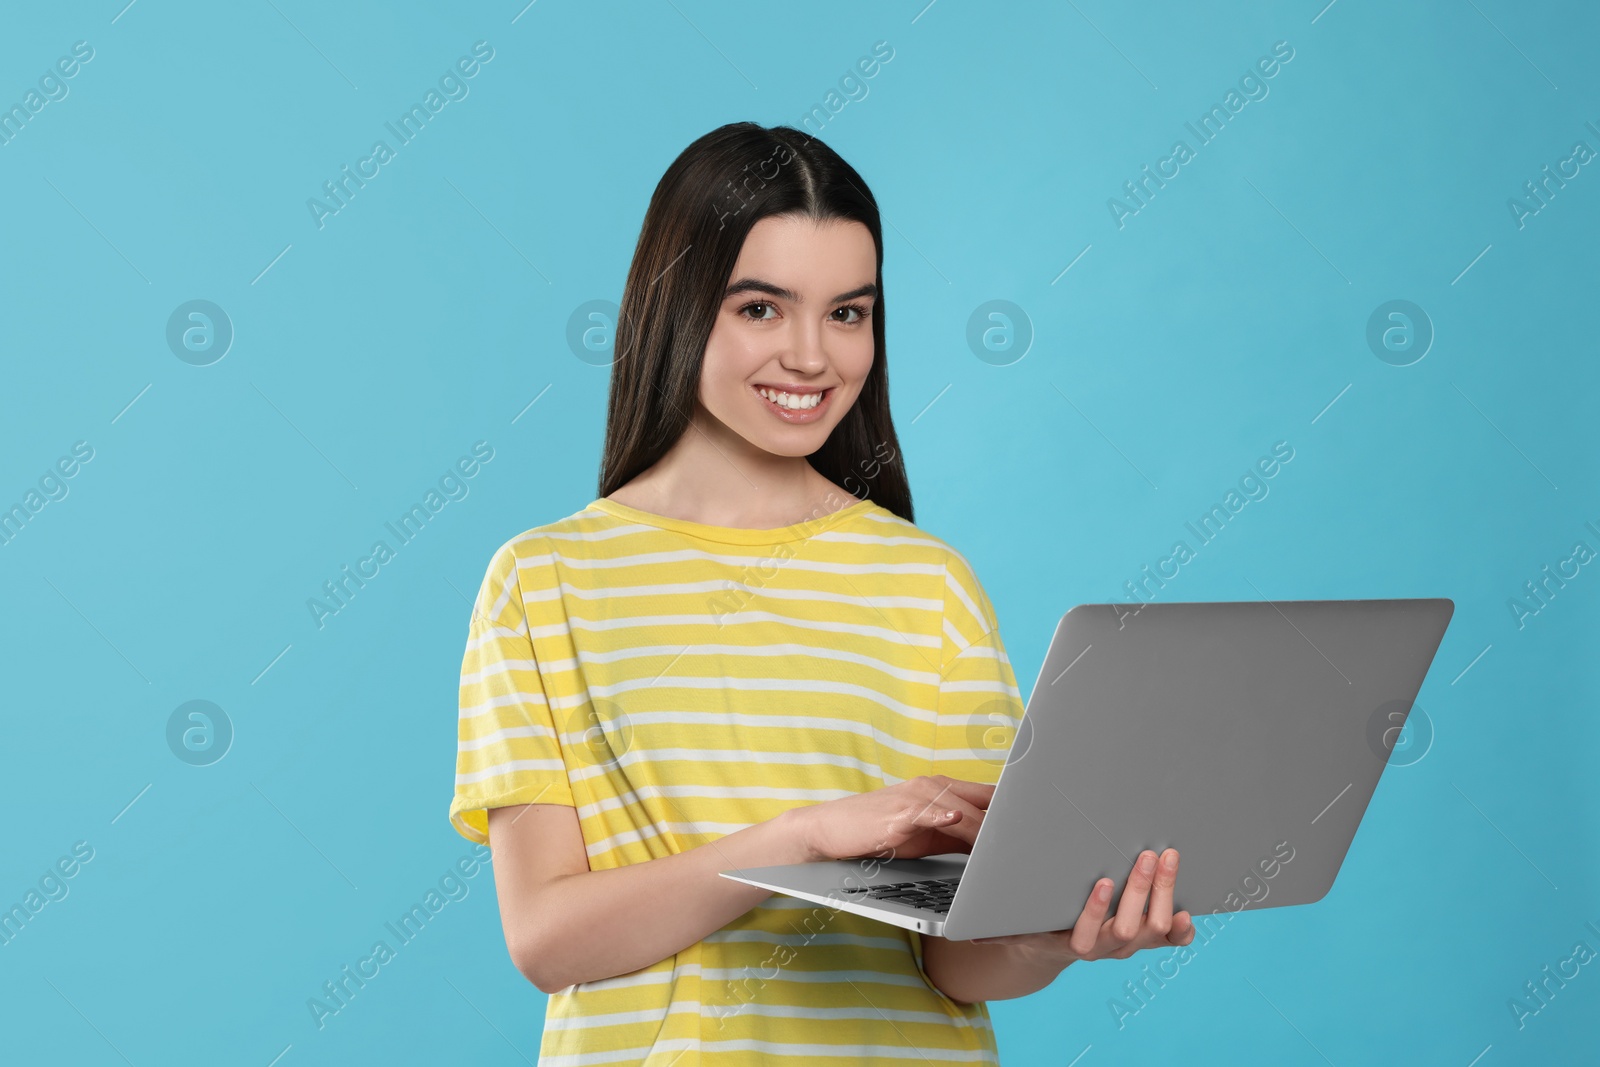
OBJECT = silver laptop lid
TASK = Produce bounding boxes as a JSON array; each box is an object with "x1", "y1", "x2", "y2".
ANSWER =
[{"x1": 941, "y1": 598, "x2": 1453, "y2": 940}]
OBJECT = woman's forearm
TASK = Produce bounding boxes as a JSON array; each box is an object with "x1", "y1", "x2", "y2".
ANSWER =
[
  {"x1": 518, "y1": 807, "x2": 814, "y2": 993},
  {"x1": 921, "y1": 936, "x2": 1071, "y2": 1004}
]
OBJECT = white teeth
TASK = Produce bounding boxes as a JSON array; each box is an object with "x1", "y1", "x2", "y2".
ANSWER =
[{"x1": 758, "y1": 388, "x2": 822, "y2": 410}]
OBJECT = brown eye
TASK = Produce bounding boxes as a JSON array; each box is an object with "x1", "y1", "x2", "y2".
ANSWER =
[{"x1": 740, "y1": 302, "x2": 778, "y2": 321}]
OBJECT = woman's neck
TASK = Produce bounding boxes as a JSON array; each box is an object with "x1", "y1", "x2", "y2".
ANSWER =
[{"x1": 606, "y1": 412, "x2": 855, "y2": 530}]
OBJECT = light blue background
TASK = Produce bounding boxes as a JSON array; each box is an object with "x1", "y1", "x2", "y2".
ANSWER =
[{"x1": 2, "y1": 1, "x2": 1595, "y2": 1063}]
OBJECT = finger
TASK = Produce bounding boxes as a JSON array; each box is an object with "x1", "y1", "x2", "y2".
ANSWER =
[
  {"x1": 1111, "y1": 850, "x2": 1157, "y2": 942},
  {"x1": 924, "y1": 776, "x2": 998, "y2": 810},
  {"x1": 918, "y1": 779, "x2": 995, "y2": 828},
  {"x1": 942, "y1": 813, "x2": 985, "y2": 846},
  {"x1": 1144, "y1": 848, "x2": 1179, "y2": 940},
  {"x1": 1169, "y1": 910, "x2": 1196, "y2": 946},
  {"x1": 895, "y1": 794, "x2": 987, "y2": 847},
  {"x1": 915, "y1": 783, "x2": 985, "y2": 831},
  {"x1": 1069, "y1": 877, "x2": 1114, "y2": 958}
]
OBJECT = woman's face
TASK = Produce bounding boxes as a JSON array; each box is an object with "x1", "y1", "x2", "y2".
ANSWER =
[{"x1": 697, "y1": 214, "x2": 878, "y2": 458}]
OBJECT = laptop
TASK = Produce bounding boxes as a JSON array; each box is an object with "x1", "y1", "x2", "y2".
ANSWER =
[{"x1": 719, "y1": 597, "x2": 1454, "y2": 941}]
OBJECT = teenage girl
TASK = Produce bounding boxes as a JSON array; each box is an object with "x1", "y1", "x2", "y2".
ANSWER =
[{"x1": 450, "y1": 122, "x2": 1195, "y2": 1065}]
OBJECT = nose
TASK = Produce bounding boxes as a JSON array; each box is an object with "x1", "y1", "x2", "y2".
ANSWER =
[{"x1": 777, "y1": 317, "x2": 828, "y2": 376}]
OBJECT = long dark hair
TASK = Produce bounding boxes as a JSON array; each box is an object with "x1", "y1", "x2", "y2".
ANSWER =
[{"x1": 598, "y1": 121, "x2": 913, "y2": 523}]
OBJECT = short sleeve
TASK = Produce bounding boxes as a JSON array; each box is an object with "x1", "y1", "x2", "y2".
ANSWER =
[
  {"x1": 931, "y1": 549, "x2": 1025, "y2": 787},
  {"x1": 448, "y1": 539, "x2": 576, "y2": 846}
]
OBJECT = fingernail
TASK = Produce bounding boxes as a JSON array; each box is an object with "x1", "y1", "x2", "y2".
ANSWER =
[{"x1": 1140, "y1": 852, "x2": 1156, "y2": 873}]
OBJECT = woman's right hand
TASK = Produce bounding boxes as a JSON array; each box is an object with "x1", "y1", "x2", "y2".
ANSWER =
[{"x1": 788, "y1": 774, "x2": 996, "y2": 863}]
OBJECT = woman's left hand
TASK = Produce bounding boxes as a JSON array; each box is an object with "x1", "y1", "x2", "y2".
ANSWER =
[{"x1": 967, "y1": 848, "x2": 1196, "y2": 962}]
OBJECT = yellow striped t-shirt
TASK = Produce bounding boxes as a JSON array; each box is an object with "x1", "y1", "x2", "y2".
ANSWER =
[{"x1": 449, "y1": 495, "x2": 1025, "y2": 1065}]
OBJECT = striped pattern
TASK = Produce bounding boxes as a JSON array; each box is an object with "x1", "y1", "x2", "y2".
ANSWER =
[{"x1": 449, "y1": 496, "x2": 1024, "y2": 1065}]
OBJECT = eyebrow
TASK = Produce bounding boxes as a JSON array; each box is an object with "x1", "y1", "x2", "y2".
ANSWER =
[{"x1": 722, "y1": 278, "x2": 878, "y2": 305}]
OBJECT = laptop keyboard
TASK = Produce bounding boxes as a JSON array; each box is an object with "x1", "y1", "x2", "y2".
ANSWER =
[{"x1": 839, "y1": 877, "x2": 960, "y2": 914}]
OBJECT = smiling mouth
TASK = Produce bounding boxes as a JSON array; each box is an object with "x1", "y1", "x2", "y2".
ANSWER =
[
  {"x1": 750, "y1": 383, "x2": 836, "y2": 422},
  {"x1": 754, "y1": 385, "x2": 830, "y2": 411}
]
